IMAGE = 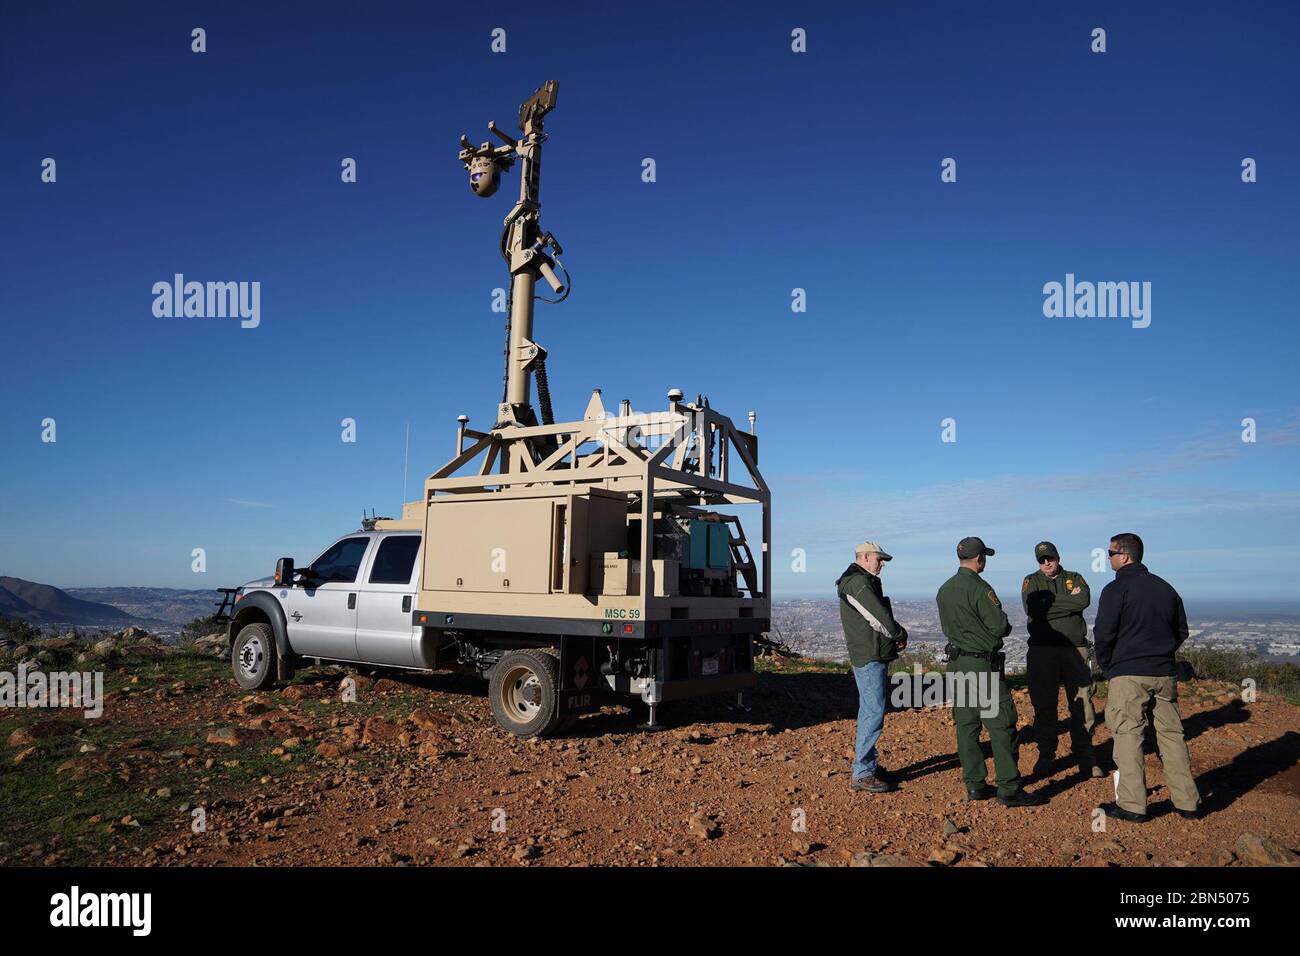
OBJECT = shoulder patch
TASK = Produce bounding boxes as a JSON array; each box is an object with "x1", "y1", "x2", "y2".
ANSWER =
[
  {"x1": 1022, "y1": 578, "x2": 1030, "y2": 592},
  {"x1": 988, "y1": 590, "x2": 1001, "y2": 606},
  {"x1": 1065, "y1": 578, "x2": 1074, "y2": 590}
]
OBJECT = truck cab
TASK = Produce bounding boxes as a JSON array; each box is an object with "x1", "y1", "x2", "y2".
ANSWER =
[{"x1": 227, "y1": 529, "x2": 425, "y2": 688}]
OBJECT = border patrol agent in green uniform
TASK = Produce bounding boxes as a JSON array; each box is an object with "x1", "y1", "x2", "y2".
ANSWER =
[
  {"x1": 937, "y1": 537, "x2": 1044, "y2": 806},
  {"x1": 1022, "y1": 540, "x2": 1102, "y2": 779}
]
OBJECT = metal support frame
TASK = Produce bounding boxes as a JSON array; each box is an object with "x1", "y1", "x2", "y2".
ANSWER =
[{"x1": 421, "y1": 394, "x2": 771, "y2": 606}]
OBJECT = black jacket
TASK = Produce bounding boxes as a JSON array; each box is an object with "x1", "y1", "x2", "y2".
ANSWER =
[{"x1": 1093, "y1": 563, "x2": 1188, "y2": 678}]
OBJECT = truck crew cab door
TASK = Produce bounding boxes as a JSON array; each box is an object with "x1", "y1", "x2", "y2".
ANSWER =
[
  {"x1": 355, "y1": 534, "x2": 422, "y2": 667},
  {"x1": 281, "y1": 535, "x2": 371, "y2": 662}
]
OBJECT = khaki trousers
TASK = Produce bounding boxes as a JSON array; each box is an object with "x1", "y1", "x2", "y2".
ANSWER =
[
  {"x1": 1106, "y1": 674, "x2": 1201, "y2": 815},
  {"x1": 1027, "y1": 644, "x2": 1096, "y2": 761}
]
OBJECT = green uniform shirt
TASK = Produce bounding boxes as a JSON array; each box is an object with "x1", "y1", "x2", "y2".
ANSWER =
[
  {"x1": 1021, "y1": 568, "x2": 1091, "y2": 647},
  {"x1": 936, "y1": 566, "x2": 1011, "y2": 655}
]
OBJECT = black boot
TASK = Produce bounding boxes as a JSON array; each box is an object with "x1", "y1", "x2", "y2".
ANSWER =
[
  {"x1": 1098, "y1": 802, "x2": 1146, "y2": 823},
  {"x1": 998, "y1": 789, "x2": 1046, "y2": 808}
]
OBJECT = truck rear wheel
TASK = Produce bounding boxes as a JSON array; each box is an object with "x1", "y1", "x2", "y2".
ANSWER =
[
  {"x1": 489, "y1": 648, "x2": 560, "y2": 737},
  {"x1": 232, "y1": 622, "x2": 276, "y2": 691}
]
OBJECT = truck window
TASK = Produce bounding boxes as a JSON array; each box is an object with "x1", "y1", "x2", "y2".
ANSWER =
[
  {"x1": 308, "y1": 536, "x2": 371, "y2": 583},
  {"x1": 368, "y1": 536, "x2": 421, "y2": 585}
]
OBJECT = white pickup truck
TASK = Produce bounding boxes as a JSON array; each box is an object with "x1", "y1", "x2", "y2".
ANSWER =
[
  {"x1": 222, "y1": 527, "x2": 760, "y2": 737},
  {"x1": 226, "y1": 530, "x2": 426, "y2": 686}
]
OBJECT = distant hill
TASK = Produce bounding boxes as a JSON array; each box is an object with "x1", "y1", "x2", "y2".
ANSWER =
[
  {"x1": 64, "y1": 587, "x2": 221, "y2": 627},
  {"x1": 0, "y1": 576, "x2": 134, "y2": 627},
  {"x1": 0, "y1": 579, "x2": 224, "y2": 639}
]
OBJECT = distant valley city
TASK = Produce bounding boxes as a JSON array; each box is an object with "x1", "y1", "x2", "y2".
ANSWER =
[{"x1": 3, "y1": 575, "x2": 1297, "y2": 673}]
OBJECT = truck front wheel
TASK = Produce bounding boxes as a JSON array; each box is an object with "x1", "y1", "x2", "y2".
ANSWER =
[
  {"x1": 489, "y1": 648, "x2": 560, "y2": 737},
  {"x1": 232, "y1": 622, "x2": 276, "y2": 691}
]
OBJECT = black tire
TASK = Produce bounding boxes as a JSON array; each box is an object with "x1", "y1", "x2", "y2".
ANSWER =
[
  {"x1": 489, "y1": 648, "x2": 561, "y2": 737},
  {"x1": 232, "y1": 622, "x2": 276, "y2": 691}
]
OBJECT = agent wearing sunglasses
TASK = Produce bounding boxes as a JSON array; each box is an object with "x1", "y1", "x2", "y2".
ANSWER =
[
  {"x1": 1021, "y1": 541, "x2": 1101, "y2": 779},
  {"x1": 1093, "y1": 533, "x2": 1201, "y2": 823}
]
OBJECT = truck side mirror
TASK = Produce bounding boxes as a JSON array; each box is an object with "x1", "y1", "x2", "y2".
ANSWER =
[{"x1": 275, "y1": 557, "x2": 295, "y2": 587}]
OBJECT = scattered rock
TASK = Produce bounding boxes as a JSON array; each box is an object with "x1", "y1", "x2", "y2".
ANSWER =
[
  {"x1": 687, "y1": 812, "x2": 720, "y2": 840},
  {"x1": 409, "y1": 708, "x2": 450, "y2": 730},
  {"x1": 362, "y1": 717, "x2": 402, "y2": 747},
  {"x1": 867, "y1": 853, "x2": 924, "y2": 867},
  {"x1": 6, "y1": 720, "x2": 75, "y2": 747},
  {"x1": 207, "y1": 727, "x2": 264, "y2": 747},
  {"x1": 928, "y1": 847, "x2": 961, "y2": 866},
  {"x1": 340, "y1": 674, "x2": 373, "y2": 694},
  {"x1": 315, "y1": 740, "x2": 357, "y2": 758},
  {"x1": 1236, "y1": 832, "x2": 1299, "y2": 867}
]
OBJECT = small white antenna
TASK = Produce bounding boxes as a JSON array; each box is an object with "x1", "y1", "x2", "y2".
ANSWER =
[{"x1": 402, "y1": 422, "x2": 410, "y2": 507}]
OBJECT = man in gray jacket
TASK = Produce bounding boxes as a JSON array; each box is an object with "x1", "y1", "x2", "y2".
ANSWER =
[{"x1": 836, "y1": 541, "x2": 908, "y2": 793}]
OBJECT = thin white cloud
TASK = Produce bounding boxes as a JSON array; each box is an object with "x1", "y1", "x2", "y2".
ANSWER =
[{"x1": 775, "y1": 426, "x2": 1300, "y2": 553}]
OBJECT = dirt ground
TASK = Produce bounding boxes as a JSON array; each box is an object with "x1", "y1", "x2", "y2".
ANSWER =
[{"x1": 3, "y1": 644, "x2": 1298, "y2": 868}]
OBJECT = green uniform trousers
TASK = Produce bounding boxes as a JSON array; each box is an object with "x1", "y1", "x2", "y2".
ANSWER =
[
  {"x1": 949, "y1": 655, "x2": 1022, "y2": 797},
  {"x1": 1107, "y1": 675, "x2": 1201, "y2": 815},
  {"x1": 1027, "y1": 644, "x2": 1097, "y2": 762}
]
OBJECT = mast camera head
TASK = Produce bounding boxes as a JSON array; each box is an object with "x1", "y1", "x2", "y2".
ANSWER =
[{"x1": 468, "y1": 156, "x2": 502, "y2": 197}]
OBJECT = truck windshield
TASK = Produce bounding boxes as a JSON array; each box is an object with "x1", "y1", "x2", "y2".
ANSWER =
[{"x1": 308, "y1": 537, "x2": 371, "y2": 583}]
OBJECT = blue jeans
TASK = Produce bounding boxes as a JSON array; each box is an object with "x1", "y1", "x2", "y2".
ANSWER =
[{"x1": 851, "y1": 660, "x2": 888, "y2": 780}]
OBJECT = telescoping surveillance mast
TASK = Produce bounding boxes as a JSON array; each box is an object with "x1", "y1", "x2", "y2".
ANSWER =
[
  {"x1": 458, "y1": 78, "x2": 567, "y2": 461},
  {"x1": 382, "y1": 80, "x2": 772, "y2": 736}
]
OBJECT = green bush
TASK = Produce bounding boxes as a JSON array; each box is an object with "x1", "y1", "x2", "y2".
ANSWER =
[
  {"x1": 179, "y1": 614, "x2": 222, "y2": 645},
  {"x1": 0, "y1": 616, "x2": 40, "y2": 644},
  {"x1": 890, "y1": 648, "x2": 938, "y2": 674},
  {"x1": 1177, "y1": 646, "x2": 1300, "y2": 701}
]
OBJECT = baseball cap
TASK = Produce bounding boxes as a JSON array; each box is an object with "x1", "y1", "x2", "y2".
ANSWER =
[
  {"x1": 855, "y1": 541, "x2": 893, "y2": 561},
  {"x1": 957, "y1": 536, "x2": 995, "y2": 559},
  {"x1": 1034, "y1": 541, "x2": 1060, "y2": 560}
]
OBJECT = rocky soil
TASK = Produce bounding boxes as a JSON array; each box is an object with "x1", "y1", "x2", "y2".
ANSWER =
[{"x1": 2, "y1": 629, "x2": 1298, "y2": 867}]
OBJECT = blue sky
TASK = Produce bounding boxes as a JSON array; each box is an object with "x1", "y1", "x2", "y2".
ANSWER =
[{"x1": 2, "y1": 1, "x2": 1297, "y2": 601}]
